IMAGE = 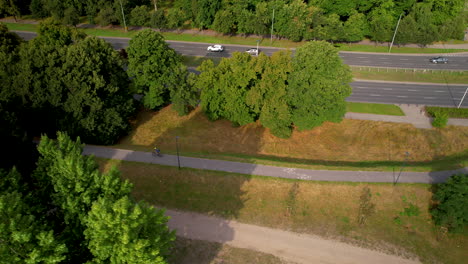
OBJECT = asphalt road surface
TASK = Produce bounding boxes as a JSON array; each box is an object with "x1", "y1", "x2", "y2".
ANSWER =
[
  {"x1": 14, "y1": 31, "x2": 468, "y2": 107},
  {"x1": 15, "y1": 31, "x2": 468, "y2": 70},
  {"x1": 349, "y1": 81, "x2": 468, "y2": 107}
]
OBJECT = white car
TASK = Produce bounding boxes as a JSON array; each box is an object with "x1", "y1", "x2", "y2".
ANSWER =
[
  {"x1": 207, "y1": 44, "x2": 224, "y2": 52},
  {"x1": 246, "y1": 48, "x2": 259, "y2": 55}
]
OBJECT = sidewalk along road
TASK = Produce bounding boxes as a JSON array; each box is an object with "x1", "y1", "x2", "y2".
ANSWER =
[{"x1": 82, "y1": 145, "x2": 467, "y2": 184}]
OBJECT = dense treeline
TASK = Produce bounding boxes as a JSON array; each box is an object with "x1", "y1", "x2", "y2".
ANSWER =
[
  {"x1": 1, "y1": 0, "x2": 466, "y2": 45},
  {"x1": 0, "y1": 132, "x2": 175, "y2": 263}
]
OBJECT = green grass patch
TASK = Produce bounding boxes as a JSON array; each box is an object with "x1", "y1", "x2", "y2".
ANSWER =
[
  {"x1": 352, "y1": 67, "x2": 468, "y2": 84},
  {"x1": 346, "y1": 102, "x2": 405, "y2": 116},
  {"x1": 96, "y1": 158, "x2": 468, "y2": 264},
  {"x1": 426, "y1": 106, "x2": 468, "y2": 118},
  {"x1": 335, "y1": 43, "x2": 468, "y2": 53},
  {"x1": 4, "y1": 21, "x2": 468, "y2": 53}
]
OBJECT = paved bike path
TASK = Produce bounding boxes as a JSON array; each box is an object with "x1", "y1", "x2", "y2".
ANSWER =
[{"x1": 83, "y1": 145, "x2": 467, "y2": 183}]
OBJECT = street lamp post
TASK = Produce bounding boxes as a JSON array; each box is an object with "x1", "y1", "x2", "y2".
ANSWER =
[
  {"x1": 256, "y1": 39, "x2": 260, "y2": 56},
  {"x1": 457, "y1": 88, "x2": 468, "y2": 108},
  {"x1": 119, "y1": 0, "x2": 128, "y2": 32},
  {"x1": 175, "y1": 136, "x2": 181, "y2": 169},
  {"x1": 270, "y1": 8, "x2": 275, "y2": 44},
  {"x1": 394, "y1": 151, "x2": 410, "y2": 185}
]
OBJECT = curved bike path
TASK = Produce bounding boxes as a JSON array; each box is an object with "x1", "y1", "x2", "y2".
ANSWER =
[{"x1": 83, "y1": 145, "x2": 467, "y2": 183}]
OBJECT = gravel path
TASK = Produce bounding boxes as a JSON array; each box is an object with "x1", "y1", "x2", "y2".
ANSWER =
[{"x1": 166, "y1": 209, "x2": 419, "y2": 264}]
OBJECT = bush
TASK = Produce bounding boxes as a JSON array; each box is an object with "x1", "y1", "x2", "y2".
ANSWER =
[
  {"x1": 432, "y1": 111, "x2": 448, "y2": 128},
  {"x1": 129, "y1": 6, "x2": 150, "y2": 27},
  {"x1": 150, "y1": 9, "x2": 166, "y2": 29},
  {"x1": 426, "y1": 106, "x2": 468, "y2": 118},
  {"x1": 95, "y1": 7, "x2": 118, "y2": 27},
  {"x1": 431, "y1": 174, "x2": 468, "y2": 232}
]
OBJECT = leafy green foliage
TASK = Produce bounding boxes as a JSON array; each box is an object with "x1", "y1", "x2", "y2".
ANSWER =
[
  {"x1": 426, "y1": 106, "x2": 468, "y2": 118},
  {"x1": 130, "y1": 5, "x2": 151, "y2": 27},
  {"x1": 127, "y1": 29, "x2": 196, "y2": 113},
  {"x1": 85, "y1": 197, "x2": 175, "y2": 264},
  {"x1": 431, "y1": 174, "x2": 468, "y2": 232},
  {"x1": 150, "y1": 9, "x2": 167, "y2": 29},
  {"x1": 287, "y1": 41, "x2": 352, "y2": 131},
  {"x1": 62, "y1": 6, "x2": 79, "y2": 26},
  {"x1": 432, "y1": 112, "x2": 448, "y2": 128},
  {"x1": 0, "y1": 190, "x2": 67, "y2": 264}
]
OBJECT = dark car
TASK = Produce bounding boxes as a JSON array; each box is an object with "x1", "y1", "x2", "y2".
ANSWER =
[{"x1": 429, "y1": 57, "x2": 448, "y2": 64}]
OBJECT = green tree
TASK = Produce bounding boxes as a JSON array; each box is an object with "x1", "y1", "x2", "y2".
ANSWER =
[
  {"x1": 411, "y1": 3, "x2": 438, "y2": 47},
  {"x1": 0, "y1": 0, "x2": 20, "y2": 21},
  {"x1": 150, "y1": 8, "x2": 167, "y2": 29},
  {"x1": 287, "y1": 41, "x2": 352, "y2": 130},
  {"x1": 367, "y1": 0, "x2": 395, "y2": 42},
  {"x1": 62, "y1": 6, "x2": 80, "y2": 26},
  {"x1": 343, "y1": 11, "x2": 367, "y2": 42},
  {"x1": 85, "y1": 196, "x2": 175, "y2": 264},
  {"x1": 431, "y1": 174, "x2": 468, "y2": 232},
  {"x1": 127, "y1": 29, "x2": 190, "y2": 110},
  {"x1": 0, "y1": 190, "x2": 68, "y2": 264},
  {"x1": 95, "y1": 5, "x2": 118, "y2": 26},
  {"x1": 130, "y1": 5, "x2": 150, "y2": 26},
  {"x1": 212, "y1": 9, "x2": 236, "y2": 34},
  {"x1": 166, "y1": 7, "x2": 186, "y2": 29},
  {"x1": 194, "y1": 0, "x2": 221, "y2": 29},
  {"x1": 251, "y1": 51, "x2": 293, "y2": 138},
  {"x1": 198, "y1": 53, "x2": 258, "y2": 126}
]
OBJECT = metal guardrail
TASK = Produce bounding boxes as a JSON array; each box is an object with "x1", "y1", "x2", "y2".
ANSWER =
[{"x1": 350, "y1": 65, "x2": 468, "y2": 74}]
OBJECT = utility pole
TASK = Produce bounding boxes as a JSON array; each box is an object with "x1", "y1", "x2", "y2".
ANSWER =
[
  {"x1": 389, "y1": 13, "x2": 403, "y2": 53},
  {"x1": 458, "y1": 88, "x2": 468, "y2": 108},
  {"x1": 270, "y1": 8, "x2": 275, "y2": 44},
  {"x1": 256, "y1": 39, "x2": 260, "y2": 56},
  {"x1": 119, "y1": 0, "x2": 128, "y2": 32},
  {"x1": 175, "y1": 136, "x2": 181, "y2": 169}
]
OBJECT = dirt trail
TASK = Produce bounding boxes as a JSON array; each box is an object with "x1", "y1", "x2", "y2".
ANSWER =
[{"x1": 166, "y1": 209, "x2": 419, "y2": 264}]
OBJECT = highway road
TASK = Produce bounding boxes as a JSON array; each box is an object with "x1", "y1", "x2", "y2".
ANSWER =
[
  {"x1": 349, "y1": 81, "x2": 467, "y2": 107},
  {"x1": 14, "y1": 31, "x2": 468, "y2": 107},
  {"x1": 15, "y1": 31, "x2": 468, "y2": 70}
]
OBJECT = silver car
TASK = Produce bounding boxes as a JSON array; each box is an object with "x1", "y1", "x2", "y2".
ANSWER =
[
  {"x1": 429, "y1": 57, "x2": 448, "y2": 64},
  {"x1": 246, "y1": 48, "x2": 259, "y2": 55}
]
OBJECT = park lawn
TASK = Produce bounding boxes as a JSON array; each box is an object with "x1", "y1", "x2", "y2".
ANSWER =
[
  {"x1": 115, "y1": 106, "x2": 468, "y2": 172},
  {"x1": 4, "y1": 22, "x2": 468, "y2": 53},
  {"x1": 170, "y1": 237, "x2": 291, "y2": 264},
  {"x1": 97, "y1": 158, "x2": 468, "y2": 264},
  {"x1": 352, "y1": 68, "x2": 468, "y2": 84},
  {"x1": 346, "y1": 102, "x2": 405, "y2": 116}
]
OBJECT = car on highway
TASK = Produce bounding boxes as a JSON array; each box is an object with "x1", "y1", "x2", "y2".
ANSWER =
[
  {"x1": 246, "y1": 48, "x2": 259, "y2": 55},
  {"x1": 429, "y1": 57, "x2": 448, "y2": 64},
  {"x1": 207, "y1": 44, "x2": 224, "y2": 52}
]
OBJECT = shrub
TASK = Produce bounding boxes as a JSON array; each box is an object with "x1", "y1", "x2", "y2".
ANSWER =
[
  {"x1": 431, "y1": 174, "x2": 468, "y2": 232},
  {"x1": 432, "y1": 111, "x2": 448, "y2": 128},
  {"x1": 129, "y1": 6, "x2": 150, "y2": 27},
  {"x1": 426, "y1": 106, "x2": 468, "y2": 119}
]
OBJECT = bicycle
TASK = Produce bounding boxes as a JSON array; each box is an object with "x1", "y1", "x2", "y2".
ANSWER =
[{"x1": 152, "y1": 149, "x2": 162, "y2": 157}]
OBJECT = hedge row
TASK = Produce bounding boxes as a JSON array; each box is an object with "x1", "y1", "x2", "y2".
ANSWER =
[{"x1": 426, "y1": 106, "x2": 468, "y2": 119}]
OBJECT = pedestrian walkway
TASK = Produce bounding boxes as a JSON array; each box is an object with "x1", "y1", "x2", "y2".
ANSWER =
[
  {"x1": 346, "y1": 104, "x2": 468, "y2": 129},
  {"x1": 166, "y1": 209, "x2": 419, "y2": 264},
  {"x1": 83, "y1": 145, "x2": 467, "y2": 183}
]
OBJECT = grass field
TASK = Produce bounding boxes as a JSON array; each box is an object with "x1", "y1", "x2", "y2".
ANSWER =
[
  {"x1": 97, "y1": 158, "x2": 468, "y2": 264},
  {"x1": 170, "y1": 237, "x2": 291, "y2": 264},
  {"x1": 352, "y1": 67, "x2": 468, "y2": 84},
  {"x1": 346, "y1": 102, "x2": 405, "y2": 116},
  {"x1": 115, "y1": 106, "x2": 468, "y2": 172},
  {"x1": 5, "y1": 22, "x2": 468, "y2": 53}
]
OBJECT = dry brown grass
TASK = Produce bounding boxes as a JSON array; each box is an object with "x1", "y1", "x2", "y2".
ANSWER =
[
  {"x1": 117, "y1": 106, "x2": 468, "y2": 168},
  {"x1": 98, "y1": 158, "x2": 468, "y2": 264}
]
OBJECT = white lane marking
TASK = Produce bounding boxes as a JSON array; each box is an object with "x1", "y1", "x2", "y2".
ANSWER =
[
  {"x1": 408, "y1": 89, "x2": 418, "y2": 91},
  {"x1": 356, "y1": 86, "x2": 368, "y2": 88},
  {"x1": 383, "y1": 62, "x2": 392, "y2": 64},
  {"x1": 382, "y1": 88, "x2": 393, "y2": 90},
  {"x1": 435, "y1": 90, "x2": 445, "y2": 93},
  {"x1": 370, "y1": 94, "x2": 381, "y2": 96},
  {"x1": 357, "y1": 56, "x2": 368, "y2": 59},
  {"x1": 423, "y1": 97, "x2": 436, "y2": 99},
  {"x1": 400, "y1": 58, "x2": 409, "y2": 61},
  {"x1": 397, "y1": 96, "x2": 408, "y2": 98}
]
